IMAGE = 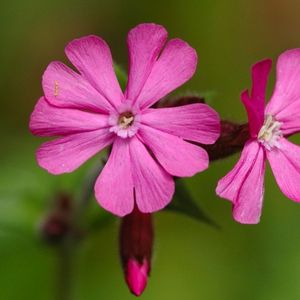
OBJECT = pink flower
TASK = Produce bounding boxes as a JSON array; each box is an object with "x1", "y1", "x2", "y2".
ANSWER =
[
  {"x1": 216, "y1": 49, "x2": 300, "y2": 224},
  {"x1": 30, "y1": 23, "x2": 220, "y2": 216}
]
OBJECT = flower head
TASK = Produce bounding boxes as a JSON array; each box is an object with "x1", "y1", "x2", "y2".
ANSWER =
[
  {"x1": 216, "y1": 49, "x2": 300, "y2": 224},
  {"x1": 30, "y1": 23, "x2": 220, "y2": 216}
]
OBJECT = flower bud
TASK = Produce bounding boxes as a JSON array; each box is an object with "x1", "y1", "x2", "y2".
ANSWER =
[
  {"x1": 200, "y1": 121, "x2": 249, "y2": 160},
  {"x1": 119, "y1": 207, "x2": 153, "y2": 296},
  {"x1": 40, "y1": 193, "x2": 73, "y2": 244}
]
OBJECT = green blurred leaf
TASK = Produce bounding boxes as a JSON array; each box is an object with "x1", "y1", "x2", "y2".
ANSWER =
[
  {"x1": 166, "y1": 180, "x2": 219, "y2": 228},
  {"x1": 114, "y1": 63, "x2": 127, "y2": 90}
]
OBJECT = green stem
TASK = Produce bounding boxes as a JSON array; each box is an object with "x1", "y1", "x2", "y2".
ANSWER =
[
  {"x1": 54, "y1": 159, "x2": 106, "y2": 300},
  {"x1": 56, "y1": 239, "x2": 73, "y2": 300}
]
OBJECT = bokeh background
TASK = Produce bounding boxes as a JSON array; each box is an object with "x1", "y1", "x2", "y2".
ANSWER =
[{"x1": 1, "y1": 0, "x2": 300, "y2": 299}]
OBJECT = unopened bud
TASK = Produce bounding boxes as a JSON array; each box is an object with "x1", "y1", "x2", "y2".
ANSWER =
[
  {"x1": 126, "y1": 258, "x2": 149, "y2": 296},
  {"x1": 200, "y1": 121, "x2": 249, "y2": 160},
  {"x1": 40, "y1": 193, "x2": 73, "y2": 244},
  {"x1": 119, "y1": 207, "x2": 153, "y2": 297}
]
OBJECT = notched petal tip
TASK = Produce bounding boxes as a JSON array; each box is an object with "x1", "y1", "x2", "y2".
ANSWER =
[{"x1": 128, "y1": 22, "x2": 168, "y2": 37}]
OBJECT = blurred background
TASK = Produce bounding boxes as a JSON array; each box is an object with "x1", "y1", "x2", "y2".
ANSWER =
[{"x1": 1, "y1": 0, "x2": 300, "y2": 299}]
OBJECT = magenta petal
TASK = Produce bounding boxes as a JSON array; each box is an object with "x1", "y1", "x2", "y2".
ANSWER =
[
  {"x1": 36, "y1": 129, "x2": 114, "y2": 175},
  {"x1": 65, "y1": 35, "x2": 124, "y2": 108},
  {"x1": 265, "y1": 49, "x2": 300, "y2": 134},
  {"x1": 125, "y1": 23, "x2": 168, "y2": 102},
  {"x1": 266, "y1": 49, "x2": 300, "y2": 117},
  {"x1": 250, "y1": 59, "x2": 272, "y2": 110},
  {"x1": 30, "y1": 97, "x2": 109, "y2": 137},
  {"x1": 136, "y1": 38, "x2": 197, "y2": 110},
  {"x1": 241, "y1": 59, "x2": 272, "y2": 137},
  {"x1": 274, "y1": 100, "x2": 300, "y2": 135},
  {"x1": 43, "y1": 61, "x2": 113, "y2": 113},
  {"x1": 126, "y1": 259, "x2": 149, "y2": 297},
  {"x1": 267, "y1": 138, "x2": 300, "y2": 202},
  {"x1": 141, "y1": 103, "x2": 220, "y2": 144},
  {"x1": 129, "y1": 137, "x2": 174, "y2": 213},
  {"x1": 95, "y1": 138, "x2": 134, "y2": 216},
  {"x1": 216, "y1": 140, "x2": 266, "y2": 224},
  {"x1": 138, "y1": 125, "x2": 208, "y2": 177}
]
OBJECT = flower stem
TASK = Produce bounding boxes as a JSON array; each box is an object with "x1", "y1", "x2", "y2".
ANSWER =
[
  {"x1": 56, "y1": 239, "x2": 74, "y2": 300},
  {"x1": 52, "y1": 159, "x2": 107, "y2": 300}
]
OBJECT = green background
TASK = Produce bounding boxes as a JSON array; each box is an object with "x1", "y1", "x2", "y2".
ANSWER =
[{"x1": 1, "y1": 0, "x2": 300, "y2": 299}]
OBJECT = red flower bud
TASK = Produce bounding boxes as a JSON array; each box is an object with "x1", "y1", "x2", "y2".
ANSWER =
[
  {"x1": 119, "y1": 207, "x2": 153, "y2": 296},
  {"x1": 40, "y1": 193, "x2": 73, "y2": 244}
]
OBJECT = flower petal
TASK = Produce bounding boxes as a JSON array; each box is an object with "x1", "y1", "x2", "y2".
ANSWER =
[
  {"x1": 267, "y1": 138, "x2": 300, "y2": 202},
  {"x1": 129, "y1": 137, "x2": 174, "y2": 213},
  {"x1": 216, "y1": 140, "x2": 266, "y2": 224},
  {"x1": 141, "y1": 103, "x2": 220, "y2": 144},
  {"x1": 125, "y1": 23, "x2": 168, "y2": 102},
  {"x1": 138, "y1": 125, "x2": 208, "y2": 177},
  {"x1": 95, "y1": 138, "x2": 134, "y2": 216},
  {"x1": 65, "y1": 35, "x2": 124, "y2": 108},
  {"x1": 36, "y1": 129, "x2": 113, "y2": 175},
  {"x1": 30, "y1": 97, "x2": 109, "y2": 137},
  {"x1": 136, "y1": 38, "x2": 197, "y2": 110},
  {"x1": 241, "y1": 59, "x2": 272, "y2": 137},
  {"x1": 266, "y1": 49, "x2": 300, "y2": 122},
  {"x1": 274, "y1": 100, "x2": 300, "y2": 135},
  {"x1": 43, "y1": 61, "x2": 113, "y2": 113}
]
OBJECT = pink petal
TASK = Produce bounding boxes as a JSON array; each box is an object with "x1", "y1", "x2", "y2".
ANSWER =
[
  {"x1": 273, "y1": 100, "x2": 300, "y2": 135},
  {"x1": 136, "y1": 38, "x2": 197, "y2": 110},
  {"x1": 267, "y1": 138, "x2": 300, "y2": 202},
  {"x1": 141, "y1": 103, "x2": 220, "y2": 144},
  {"x1": 36, "y1": 129, "x2": 114, "y2": 175},
  {"x1": 65, "y1": 35, "x2": 124, "y2": 108},
  {"x1": 266, "y1": 49, "x2": 300, "y2": 120},
  {"x1": 241, "y1": 59, "x2": 272, "y2": 137},
  {"x1": 43, "y1": 61, "x2": 113, "y2": 113},
  {"x1": 125, "y1": 259, "x2": 149, "y2": 297},
  {"x1": 95, "y1": 138, "x2": 134, "y2": 216},
  {"x1": 30, "y1": 97, "x2": 109, "y2": 137},
  {"x1": 216, "y1": 140, "x2": 266, "y2": 224},
  {"x1": 138, "y1": 125, "x2": 209, "y2": 177},
  {"x1": 125, "y1": 23, "x2": 168, "y2": 102},
  {"x1": 129, "y1": 137, "x2": 174, "y2": 213}
]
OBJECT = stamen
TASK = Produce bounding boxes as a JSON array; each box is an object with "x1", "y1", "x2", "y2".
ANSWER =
[{"x1": 257, "y1": 115, "x2": 282, "y2": 150}]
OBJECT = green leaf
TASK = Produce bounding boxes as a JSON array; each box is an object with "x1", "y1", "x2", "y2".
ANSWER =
[
  {"x1": 114, "y1": 63, "x2": 127, "y2": 90},
  {"x1": 166, "y1": 180, "x2": 219, "y2": 228}
]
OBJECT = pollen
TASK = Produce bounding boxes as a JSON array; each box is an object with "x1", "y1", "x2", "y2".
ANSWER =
[
  {"x1": 258, "y1": 115, "x2": 282, "y2": 150},
  {"x1": 54, "y1": 80, "x2": 59, "y2": 97}
]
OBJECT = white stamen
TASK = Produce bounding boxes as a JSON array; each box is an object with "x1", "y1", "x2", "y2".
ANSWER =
[{"x1": 257, "y1": 115, "x2": 282, "y2": 150}]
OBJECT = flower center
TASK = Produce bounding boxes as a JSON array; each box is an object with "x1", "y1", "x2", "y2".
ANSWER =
[
  {"x1": 108, "y1": 103, "x2": 140, "y2": 139},
  {"x1": 118, "y1": 111, "x2": 134, "y2": 129},
  {"x1": 257, "y1": 115, "x2": 282, "y2": 150}
]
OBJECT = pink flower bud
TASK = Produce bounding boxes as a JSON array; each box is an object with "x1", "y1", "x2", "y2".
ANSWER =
[
  {"x1": 126, "y1": 258, "x2": 149, "y2": 296},
  {"x1": 119, "y1": 207, "x2": 153, "y2": 296}
]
